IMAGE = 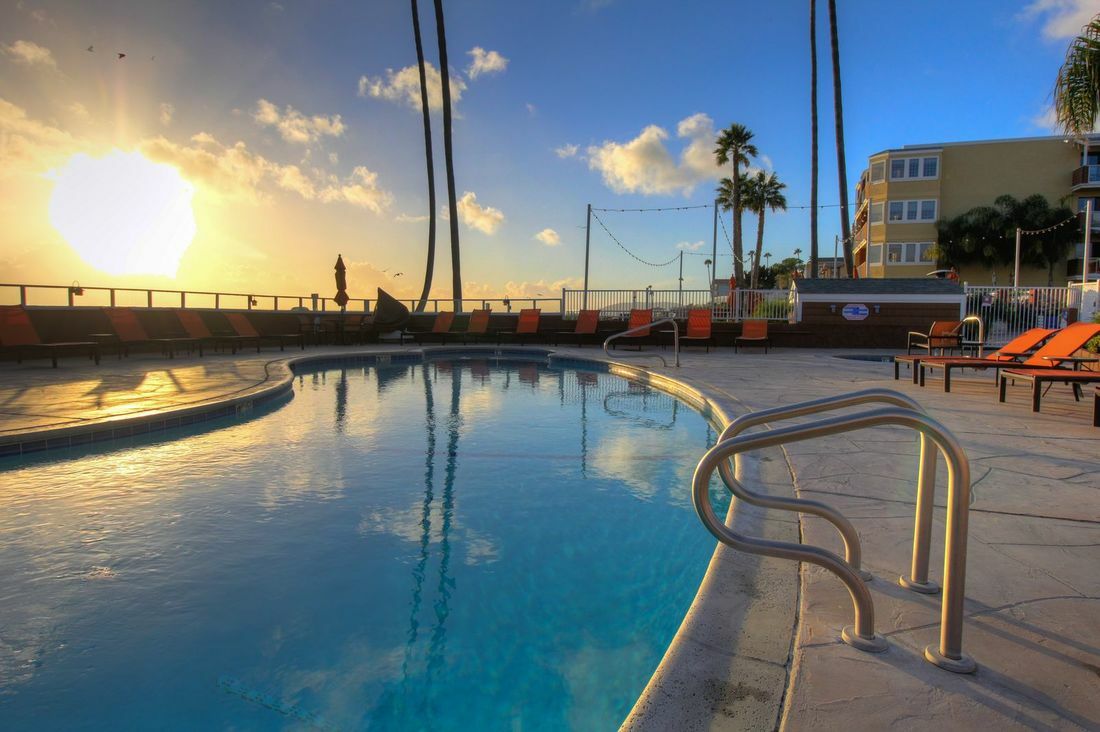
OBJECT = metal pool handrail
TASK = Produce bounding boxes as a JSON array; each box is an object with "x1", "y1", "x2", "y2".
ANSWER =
[
  {"x1": 693, "y1": 406, "x2": 976, "y2": 673},
  {"x1": 714, "y1": 388, "x2": 939, "y2": 585},
  {"x1": 960, "y1": 315, "x2": 985, "y2": 358},
  {"x1": 603, "y1": 318, "x2": 680, "y2": 367}
]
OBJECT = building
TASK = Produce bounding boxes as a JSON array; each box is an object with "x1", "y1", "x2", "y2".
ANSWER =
[{"x1": 852, "y1": 134, "x2": 1100, "y2": 285}]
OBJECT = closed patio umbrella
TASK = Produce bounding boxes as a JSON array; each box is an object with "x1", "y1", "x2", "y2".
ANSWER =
[{"x1": 334, "y1": 254, "x2": 350, "y2": 308}]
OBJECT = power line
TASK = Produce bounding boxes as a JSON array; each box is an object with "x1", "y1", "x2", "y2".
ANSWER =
[{"x1": 590, "y1": 210, "x2": 680, "y2": 267}]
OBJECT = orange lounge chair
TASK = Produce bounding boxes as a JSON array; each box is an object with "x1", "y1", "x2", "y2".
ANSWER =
[
  {"x1": 103, "y1": 307, "x2": 201, "y2": 358},
  {"x1": 896, "y1": 327, "x2": 1055, "y2": 388},
  {"x1": 446, "y1": 309, "x2": 491, "y2": 344},
  {"x1": 995, "y1": 323, "x2": 1100, "y2": 411},
  {"x1": 408, "y1": 312, "x2": 455, "y2": 344},
  {"x1": 682, "y1": 309, "x2": 713, "y2": 352},
  {"x1": 225, "y1": 312, "x2": 305, "y2": 351},
  {"x1": 553, "y1": 309, "x2": 600, "y2": 347},
  {"x1": 499, "y1": 309, "x2": 541, "y2": 345},
  {"x1": 907, "y1": 320, "x2": 963, "y2": 356},
  {"x1": 175, "y1": 310, "x2": 245, "y2": 354},
  {"x1": 735, "y1": 320, "x2": 770, "y2": 353},
  {"x1": 0, "y1": 305, "x2": 100, "y2": 368},
  {"x1": 614, "y1": 309, "x2": 653, "y2": 350}
]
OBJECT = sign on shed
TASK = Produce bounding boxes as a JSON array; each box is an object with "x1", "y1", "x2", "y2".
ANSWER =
[{"x1": 841, "y1": 303, "x2": 870, "y2": 321}]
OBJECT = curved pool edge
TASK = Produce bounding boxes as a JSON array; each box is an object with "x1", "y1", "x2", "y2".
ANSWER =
[{"x1": 0, "y1": 345, "x2": 802, "y2": 729}]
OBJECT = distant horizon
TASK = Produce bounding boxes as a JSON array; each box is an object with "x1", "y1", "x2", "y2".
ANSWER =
[{"x1": 0, "y1": 0, "x2": 1094, "y2": 300}]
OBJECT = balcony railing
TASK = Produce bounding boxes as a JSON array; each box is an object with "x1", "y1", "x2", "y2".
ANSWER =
[{"x1": 1071, "y1": 164, "x2": 1100, "y2": 187}]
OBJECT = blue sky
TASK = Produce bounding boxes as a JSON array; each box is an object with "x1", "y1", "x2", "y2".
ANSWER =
[{"x1": 0, "y1": 0, "x2": 1096, "y2": 299}]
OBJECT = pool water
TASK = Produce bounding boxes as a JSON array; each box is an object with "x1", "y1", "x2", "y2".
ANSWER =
[{"x1": 0, "y1": 357, "x2": 727, "y2": 731}]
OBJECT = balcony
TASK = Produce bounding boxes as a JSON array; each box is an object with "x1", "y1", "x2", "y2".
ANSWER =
[{"x1": 1071, "y1": 164, "x2": 1100, "y2": 187}]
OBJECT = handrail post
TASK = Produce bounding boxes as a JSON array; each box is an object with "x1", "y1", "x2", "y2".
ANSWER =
[
  {"x1": 19, "y1": 285, "x2": 27, "y2": 306},
  {"x1": 181, "y1": 291, "x2": 186, "y2": 308},
  {"x1": 147, "y1": 290, "x2": 153, "y2": 308},
  {"x1": 900, "y1": 435, "x2": 940, "y2": 594},
  {"x1": 215, "y1": 293, "x2": 220, "y2": 309}
]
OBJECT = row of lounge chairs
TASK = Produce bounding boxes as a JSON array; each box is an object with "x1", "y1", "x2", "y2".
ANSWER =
[{"x1": 894, "y1": 320, "x2": 1100, "y2": 422}]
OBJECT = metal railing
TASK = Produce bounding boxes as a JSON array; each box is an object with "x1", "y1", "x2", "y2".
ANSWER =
[
  {"x1": 0, "y1": 282, "x2": 371, "y2": 312},
  {"x1": 603, "y1": 318, "x2": 680, "y2": 368},
  {"x1": 397, "y1": 297, "x2": 563, "y2": 314},
  {"x1": 964, "y1": 285, "x2": 1079, "y2": 345},
  {"x1": 959, "y1": 315, "x2": 985, "y2": 358},
  {"x1": 562, "y1": 288, "x2": 791, "y2": 322},
  {"x1": 693, "y1": 392, "x2": 976, "y2": 672}
]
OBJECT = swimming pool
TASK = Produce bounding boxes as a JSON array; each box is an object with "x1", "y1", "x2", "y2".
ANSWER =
[{"x1": 0, "y1": 355, "x2": 727, "y2": 730}]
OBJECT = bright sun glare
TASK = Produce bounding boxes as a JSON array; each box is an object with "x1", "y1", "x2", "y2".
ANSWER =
[{"x1": 49, "y1": 150, "x2": 197, "y2": 277}]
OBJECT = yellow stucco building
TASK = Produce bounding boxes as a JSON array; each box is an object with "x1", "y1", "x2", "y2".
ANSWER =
[{"x1": 852, "y1": 134, "x2": 1100, "y2": 285}]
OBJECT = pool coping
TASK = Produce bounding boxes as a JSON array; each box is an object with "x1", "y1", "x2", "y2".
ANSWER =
[{"x1": 0, "y1": 345, "x2": 799, "y2": 728}]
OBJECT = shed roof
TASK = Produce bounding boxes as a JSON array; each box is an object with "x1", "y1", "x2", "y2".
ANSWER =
[{"x1": 793, "y1": 278, "x2": 963, "y2": 295}]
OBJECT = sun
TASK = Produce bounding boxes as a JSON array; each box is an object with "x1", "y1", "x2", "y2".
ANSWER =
[{"x1": 49, "y1": 150, "x2": 197, "y2": 277}]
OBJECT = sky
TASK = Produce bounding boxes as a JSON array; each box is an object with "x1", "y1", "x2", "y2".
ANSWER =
[{"x1": 1, "y1": 0, "x2": 1097, "y2": 303}]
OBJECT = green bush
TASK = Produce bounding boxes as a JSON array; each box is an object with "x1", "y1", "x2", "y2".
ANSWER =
[{"x1": 751, "y1": 297, "x2": 789, "y2": 319}]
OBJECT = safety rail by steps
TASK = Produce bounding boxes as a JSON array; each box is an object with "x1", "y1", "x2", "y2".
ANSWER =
[
  {"x1": 959, "y1": 315, "x2": 985, "y2": 358},
  {"x1": 602, "y1": 318, "x2": 680, "y2": 368},
  {"x1": 693, "y1": 392, "x2": 976, "y2": 673}
]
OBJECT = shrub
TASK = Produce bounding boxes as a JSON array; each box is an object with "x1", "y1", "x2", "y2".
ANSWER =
[{"x1": 752, "y1": 297, "x2": 789, "y2": 319}]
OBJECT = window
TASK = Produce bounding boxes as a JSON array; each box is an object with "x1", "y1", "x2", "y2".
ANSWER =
[
  {"x1": 885, "y1": 241, "x2": 935, "y2": 264},
  {"x1": 886, "y1": 199, "x2": 937, "y2": 224},
  {"x1": 870, "y1": 202, "x2": 884, "y2": 224},
  {"x1": 888, "y1": 155, "x2": 940, "y2": 180},
  {"x1": 868, "y1": 244, "x2": 882, "y2": 264},
  {"x1": 870, "y1": 162, "x2": 885, "y2": 182}
]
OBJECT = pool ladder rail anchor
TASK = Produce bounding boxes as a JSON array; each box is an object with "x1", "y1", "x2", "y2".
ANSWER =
[
  {"x1": 693, "y1": 388, "x2": 977, "y2": 673},
  {"x1": 603, "y1": 318, "x2": 680, "y2": 368}
]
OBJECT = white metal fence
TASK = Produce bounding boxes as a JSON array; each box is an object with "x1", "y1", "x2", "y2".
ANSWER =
[
  {"x1": 963, "y1": 285, "x2": 1081, "y2": 345},
  {"x1": 561, "y1": 288, "x2": 791, "y2": 322}
]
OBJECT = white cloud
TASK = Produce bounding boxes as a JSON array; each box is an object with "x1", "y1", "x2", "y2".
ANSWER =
[
  {"x1": 456, "y1": 191, "x2": 504, "y2": 234},
  {"x1": 358, "y1": 62, "x2": 465, "y2": 112},
  {"x1": 66, "y1": 101, "x2": 91, "y2": 123},
  {"x1": 555, "y1": 143, "x2": 579, "y2": 158},
  {"x1": 2, "y1": 40, "x2": 56, "y2": 68},
  {"x1": 253, "y1": 98, "x2": 346, "y2": 145},
  {"x1": 139, "y1": 132, "x2": 391, "y2": 213},
  {"x1": 461, "y1": 277, "x2": 582, "y2": 299},
  {"x1": 1023, "y1": 0, "x2": 1100, "y2": 39},
  {"x1": 675, "y1": 240, "x2": 704, "y2": 251},
  {"x1": 0, "y1": 97, "x2": 79, "y2": 174},
  {"x1": 159, "y1": 102, "x2": 174, "y2": 126},
  {"x1": 526, "y1": 103, "x2": 537, "y2": 116},
  {"x1": 586, "y1": 112, "x2": 722, "y2": 196},
  {"x1": 535, "y1": 228, "x2": 561, "y2": 246},
  {"x1": 395, "y1": 212, "x2": 430, "y2": 223},
  {"x1": 328, "y1": 151, "x2": 338, "y2": 165},
  {"x1": 466, "y1": 47, "x2": 508, "y2": 79},
  {"x1": 760, "y1": 153, "x2": 774, "y2": 170}
]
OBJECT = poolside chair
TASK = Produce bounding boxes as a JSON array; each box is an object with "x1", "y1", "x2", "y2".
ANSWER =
[
  {"x1": 895, "y1": 327, "x2": 1055, "y2": 388},
  {"x1": 995, "y1": 323, "x2": 1100, "y2": 411},
  {"x1": 103, "y1": 307, "x2": 201, "y2": 358},
  {"x1": 907, "y1": 321, "x2": 963, "y2": 356},
  {"x1": 498, "y1": 309, "x2": 541, "y2": 345},
  {"x1": 408, "y1": 312, "x2": 455, "y2": 344},
  {"x1": 735, "y1": 320, "x2": 770, "y2": 353},
  {"x1": 224, "y1": 312, "x2": 305, "y2": 351},
  {"x1": 174, "y1": 310, "x2": 244, "y2": 354},
  {"x1": 613, "y1": 309, "x2": 653, "y2": 350},
  {"x1": 446, "y1": 309, "x2": 491, "y2": 345},
  {"x1": 553, "y1": 309, "x2": 600, "y2": 347},
  {"x1": 0, "y1": 305, "x2": 100, "y2": 368},
  {"x1": 682, "y1": 309, "x2": 713, "y2": 352}
]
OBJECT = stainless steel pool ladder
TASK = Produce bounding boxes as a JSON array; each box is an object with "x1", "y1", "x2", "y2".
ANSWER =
[
  {"x1": 603, "y1": 318, "x2": 680, "y2": 367},
  {"x1": 693, "y1": 388, "x2": 976, "y2": 673},
  {"x1": 960, "y1": 315, "x2": 985, "y2": 358}
]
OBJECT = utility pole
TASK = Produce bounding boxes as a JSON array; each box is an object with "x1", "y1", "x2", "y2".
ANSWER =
[
  {"x1": 1084, "y1": 198, "x2": 1094, "y2": 285},
  {"x1": 833, "y1": 234, "x2": 839, "y2": 278},
  {"x1": 1013, "y1": 227, "x2": 1022, "y2": 288},
  {"x1": 711, "y1": 200, "x2": 718, "y2": 297},
  {"x1": 583, "y1": 203, "x2": 591, "y2": 309}
]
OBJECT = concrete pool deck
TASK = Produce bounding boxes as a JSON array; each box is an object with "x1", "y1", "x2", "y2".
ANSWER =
[{"x1": 1, "y1": 345, "x2": 1097, "y2": 730}]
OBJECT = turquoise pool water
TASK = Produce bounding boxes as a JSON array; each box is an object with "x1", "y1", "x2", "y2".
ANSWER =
[{"x1": 0, "y1": 357, "x2": 726, "y2": 730}]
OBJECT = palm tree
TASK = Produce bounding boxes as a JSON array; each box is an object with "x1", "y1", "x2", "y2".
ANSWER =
[
  {"x1": 827, "y1": 0, "x2": 853, "y2": 277},
  {"x1": 433, "y1": 0, "x2": 461, "y2": 310},
  {"x1": 1054, "y1": 15, "x2": 1100, "y2": 135},
  {"x1": 742, "y1": 171, "x2": 789, "y2": 288},
  {"x1": 714, "y1": 124, "x2": 757, "y2": 286},
  {"x1": 412, "y1": 0, "x2": 436, "y2": 313},
  {"x1": 809, "y1": 0, "x2": 819, "y2": 278}
]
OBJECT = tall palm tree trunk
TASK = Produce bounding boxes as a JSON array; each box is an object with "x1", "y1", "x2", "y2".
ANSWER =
[
  {"x1": 809, "y1": 0, "x2": 819, "y2": 278},
  {"x1": 732, "y1": 161, "x2": 744, "y2": 285},
  {"x1": 412, "y1": 0, "x2": 436, "y2": 312},
  {"x1": 828, "y1": 0, "x2": 853, "y2": 277},
  {"x1": 752, "y1": 209, "x2": 765, "y2": 289},
  {"x1": 433, "y1": 0, "x2": 461, "y2": 310}
]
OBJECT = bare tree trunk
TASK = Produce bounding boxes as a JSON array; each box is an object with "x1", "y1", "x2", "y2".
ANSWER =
[
  {"x1": 828, "y1": 0, "x2": 853, "y2": 277},
  {"x1": 752, "y1": 209, "x2": 765, "y2": 288},
  {"x1": 433, "y1": 0, "x2": 462, "y2": 310},
  {"x1": 809, "y1": 0, "x2": 819, "y2": 278},
  {"x1": 732, "y1": 160, "x2": 744, "y2": 285},
  {"x1": 412, "y1": 0, "x2": 436, "y2": 313}
]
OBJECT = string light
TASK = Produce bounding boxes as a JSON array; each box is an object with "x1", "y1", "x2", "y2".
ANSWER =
[{"x1": 590, "y1": 211, "x2": 680, "y2": 267}]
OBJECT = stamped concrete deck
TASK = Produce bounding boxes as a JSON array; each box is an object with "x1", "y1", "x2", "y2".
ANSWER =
[{"x1": 1, "y1": 346, "x2": 1097, "y2": 729}]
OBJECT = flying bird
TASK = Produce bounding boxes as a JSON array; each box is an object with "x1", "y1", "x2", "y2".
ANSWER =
[
  {"x1": 86, "y1": 45, "x2": 94, "y2": 52},
  {"x1": 117, "y1": 52, "x2": 126, "y2": 60},
  {"x1": 393, "y1": 272, "x2": 404, "y2": 277}
]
